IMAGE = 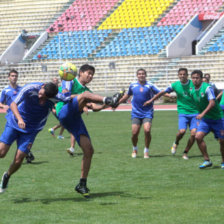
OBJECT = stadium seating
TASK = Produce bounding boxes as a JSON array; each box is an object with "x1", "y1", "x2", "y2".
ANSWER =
[
  {"x1": 98, "y1": 0, "x2": 174, "y2": 29},
  {"x1": 158, "y1": 0, "x2": 224, "y2": 25},
  {"x1": 47, "y1": 0, "x2": 120, "y2": 32}
]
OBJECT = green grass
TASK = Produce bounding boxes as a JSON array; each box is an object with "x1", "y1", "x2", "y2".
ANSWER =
[{"x1": 0, "y1": 111, "x2": 224, "y2": 224}]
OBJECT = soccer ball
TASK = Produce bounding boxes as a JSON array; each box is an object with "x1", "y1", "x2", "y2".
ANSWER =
[{"x1": 58, "y1": 62, "x2": 77, "y2": 81}]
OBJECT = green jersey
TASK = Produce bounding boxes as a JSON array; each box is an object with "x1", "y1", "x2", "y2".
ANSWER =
[
  {"x1": 220, "y1": 90, "x2": 224, "y2": 107},
  {"x1": 190, "y1": 82, "x2": 223, "y2": 120},
  {"x1": 56, "y1": 78, "x2": 90, "y2": 115},
  {"x1": 166, "y1": 80, "x2": 198, "y2": 114}
]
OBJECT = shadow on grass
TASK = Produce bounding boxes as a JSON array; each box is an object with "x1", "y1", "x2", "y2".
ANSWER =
[
  {"x1": 13, "y1": 191, "x2": 131, "y2": 204},
  {"x1": 23, "y1": 161, "x2": 49, "y2": 165}
]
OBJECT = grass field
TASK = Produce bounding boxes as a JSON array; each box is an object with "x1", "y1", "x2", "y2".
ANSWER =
[{"x1": 0, "y1": 111, "x2": 224, "y2": 224}]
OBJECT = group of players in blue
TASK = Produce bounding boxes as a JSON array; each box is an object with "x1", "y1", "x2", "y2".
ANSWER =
[
  {"x1": 119, "y1": 68, "x2": 224, "y2": 169},
  {"x1": 0, "y1": 65, "x2": 123, "y2": 197},
  {"x1": 0, "y1": 66, "x2": 224, "y2": 198}
]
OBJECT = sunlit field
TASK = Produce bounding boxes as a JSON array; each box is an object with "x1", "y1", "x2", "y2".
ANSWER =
[{"x1": 0, "y1": 111, "x2": 224, "y2": 224}]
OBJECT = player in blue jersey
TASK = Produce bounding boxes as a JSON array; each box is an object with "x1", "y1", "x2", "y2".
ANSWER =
[
  {"x1": 190, "y1": 70, "x2": 224, "y2": 169},
  {"x1": 56, "y1": 64, "x2": 124, "y2": 198},
  {"x1": 0, "y1": 81, "x2": 122, "y2": 193},
  {"x1": 0, "y1": 69, "x2": 35, "y2": 163},
  {"x1": 118, "y1": 68, "x2": 160, "y2": 159}
]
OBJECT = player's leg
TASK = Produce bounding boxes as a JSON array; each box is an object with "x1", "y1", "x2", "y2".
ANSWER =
[
  {"x1": 182, "y1": 128, "x2": 196, "y2": 160},
  {"x1": 131, "y1": 118, "x2": 141, "y2": 158},
  {"x1": 0, "y1": 130, "x2": 38, "y2": 193},
  {"x1": 182, "y1": 115, "x2": 198, "y2": 159},
  {"x1": 142, "y1": 118, "x2": 152, "y2": 159},
  {"x1": 0, "y1": 142, "x2": 10, "y2": 158},
  {"x1": 75, "y1": 135, "x2": 93, "y2": 198},
  {"x1": 196, "y1": 131, "x2": 212, "y2": 168},
  {"x1": 171, "y1": 115, "x2": 187, "y2": 155},
  {"x1": 48, "y1": 123, "x2": 61, "y2": 137},
  {"x1": 67, "y1": 133, "x2": 76, "y2": 156},
  {"x1": 76, "y1": 90, "x2": 124, "y2": 111},
  {"x1": 57, "y1": 126, "x2": 65, "y2": 139},
  {"x1": 219, "y1": 139, "x2": 224, "y2": 169}
]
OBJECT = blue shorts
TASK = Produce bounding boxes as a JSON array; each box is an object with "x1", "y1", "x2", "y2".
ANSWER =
[
  {"x1": 197, "y1": 118, "x2": 224, "y2": 139},
  {"x1": 0, "y1": 124, "x2": 39, "y2": 154},
  {"x1": 178, "y1": 114, "x2": 198, "y2": 130},
  {"x1": 57, "y1": 97, "x2": 90, "y2": 145}
]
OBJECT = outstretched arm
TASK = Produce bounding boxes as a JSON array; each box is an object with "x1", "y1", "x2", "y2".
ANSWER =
[
  {"x1": 216, "y1": 91, "x2": 223, "y2": 100},
  {"x1": 143, "y1": 90, "x2": 166, "y2": 106},
  {"x1": 10, "y1": 102, "x2": 26, "y2": 129}
]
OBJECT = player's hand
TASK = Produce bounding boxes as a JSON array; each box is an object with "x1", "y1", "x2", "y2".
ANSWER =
[
  {"x1": 18, "y1": 119, "x2": 26, "y2": 129},
  {"x1": 143, "y1": 100, "x2": 152, "y2": 106},
  {"x1": 83, "y1": 106, "x2": 89, "y2": 115},
  {"x1": 196, "y1": 113, "x2": 204, "y2": 120}
]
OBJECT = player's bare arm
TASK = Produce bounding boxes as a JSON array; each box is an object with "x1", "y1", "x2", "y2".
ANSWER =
[
  {"x1": 10, "y1": 102, "x2": 26, "y2": 129},
  {"x1": 143, "y1": 90, "x2": 165, "y2": 106}
]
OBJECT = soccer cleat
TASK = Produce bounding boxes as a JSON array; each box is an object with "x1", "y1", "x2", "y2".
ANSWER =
[
  {"x1": 26, "y1": 151, "x2": 35, "y2": 163},
  {"x1": 48, "y1": 128, "x2": 55, "y2": 137},
  {"x1": 199, "y1": 160, "x2": 213, "y2": 169},
  {"x1": 221, "y1": 163, "x2": 224, "y2": 169},
  {"x1": 57, "y1": 135, "x2": 64, "y2": 140},
  {"x1": 0, "y1": 172, "x2": 10, "y2": 193},
  {"x1": 105, "y1": 89, "x2": 125, "y2": 108},
  {"x1": 182, "y1": 153, "x2": 189, "y2": 160},
  {"x1": 144, "y1": 152, "x2": 149, "y2": 159},
  {"x1": 75, "y1": 183, "x2": 90, "y2": 198},
  {"x1": 111, "y1": 89, "x2": 125, "y2": 108},
  {"x1": 171, "y1": 143, "x2": 177, "y2": 155},
  {"x1": 131, "y1": 150, "x2": 137, "y2": 158},
  {"x1": 67, "y1": 148, "x2": 74, "y2": 156}
]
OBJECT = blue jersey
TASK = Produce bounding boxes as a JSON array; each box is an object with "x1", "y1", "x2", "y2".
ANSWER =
[
  {"x1": 0, "y1": 85, "x2": 22, "y2": 108},
  {"x1": 61, "y1": 80, "x2": 73, "y2": 91},
  {"x1": 6, "y1": 82, "x2": 71, "y2": 133},
  {"x1": 128, "y1": 81, "x2": 160, "y2": 119}
]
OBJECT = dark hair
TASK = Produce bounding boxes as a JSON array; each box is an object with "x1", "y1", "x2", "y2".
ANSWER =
[
  {"x1": 178, "y1": 68, "x2": 188, "y2": 74},
  {"x1": 204, "y1": 73, "x2": 210, "y2": 79},
  {"x1": 8, "y1": 69, "x2": 18, "y2": 77},
  {"x1": 79, "y1": 64, "x2": 95, "y2": 75},
  {"x1": 191, "y1": 70, "x2": 203, "y2": 78},
  {"x1": 44, "y1": 82, "x2": 58, "y2": 98},
  {"x1": 136, "y1": 68, "x2": 147, "y2": 75}
]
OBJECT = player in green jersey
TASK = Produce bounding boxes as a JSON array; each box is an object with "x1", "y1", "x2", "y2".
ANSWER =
[
  {"x1": 144, "y1": 68, "x2": 199, "y2": 160},
  {"x1": 190, "y1": 70, "x2": 224, "y2": 169}
]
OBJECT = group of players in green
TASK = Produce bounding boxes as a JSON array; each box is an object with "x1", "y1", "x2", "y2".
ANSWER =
[{"x1": 0, "y1": 65, "x2": 224, "y2": 198}]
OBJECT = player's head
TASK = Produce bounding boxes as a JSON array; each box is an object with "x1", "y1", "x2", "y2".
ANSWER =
[
  {"x1": 178, "y1": 68, "x2": 188, "y2": 83},
  {"x1": 204, "y1": 73, "x2": 210, "y2": 82},
  {"x1": 203, "y1": 76, "x2": 209, "y2": 83},
  {"x1": 136, "y1": 68, "x2": 147, "y2": 83},
  {"x1": 8, "y1": 69, "x2": 18, "y2": 85},
  {"x1": 191, "y1": 70, "x2": 203, "y2": 88},
  {"x1": 39, "y1": 82, "x2": 58, "y2": 99},
  {"x1": 52, "y1": 77, "x2": 59, "y2": 86},
  {"x1": 79, "y1": 64, "x2": 95, "y2": 85}
]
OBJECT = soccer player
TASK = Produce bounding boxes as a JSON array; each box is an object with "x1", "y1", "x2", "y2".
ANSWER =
[
  {"x1": 190, "y1": 70, "x2": 224, "y2": 169},
  {"x1": 118, "y1": 68, "x2": 161, "y2": 159},
  {"x1": 0, "y1": 81, "x2": 120, "y2": 193},
  {"x1": 0, "y1": 69, "x2": 35, "y2": 163},
  {"x1": 144, "y1": 68, "x2": 199, "y2": 160},
  {"x1": 55, "y1": 64, "x2": 124, "y2": 198}
]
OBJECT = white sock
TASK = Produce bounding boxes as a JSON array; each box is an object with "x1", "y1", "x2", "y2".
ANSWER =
[
  {"x1": 133, "y1": 146, "x2": 138, "y2": 151},
  {"x1": 144, "y1": 148, "x2": 149, "y2": 153},
  {"x1": 103, "y1": 97, "x2": 106, "y2": 104},
  {"x1": 69, "y1": 147, "x2": 75, "y2": 153}
]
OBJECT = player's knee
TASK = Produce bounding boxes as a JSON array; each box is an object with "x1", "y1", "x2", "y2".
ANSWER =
[
  {"x1": 0, "y1": 150, "x2": 7, "y2": 158},
  {"x1": 179, "y1": 129, "x2": 186, "y2": 135},
  {"x1": 195, "y1": 133, "x2": 203, "y2": 142}
]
